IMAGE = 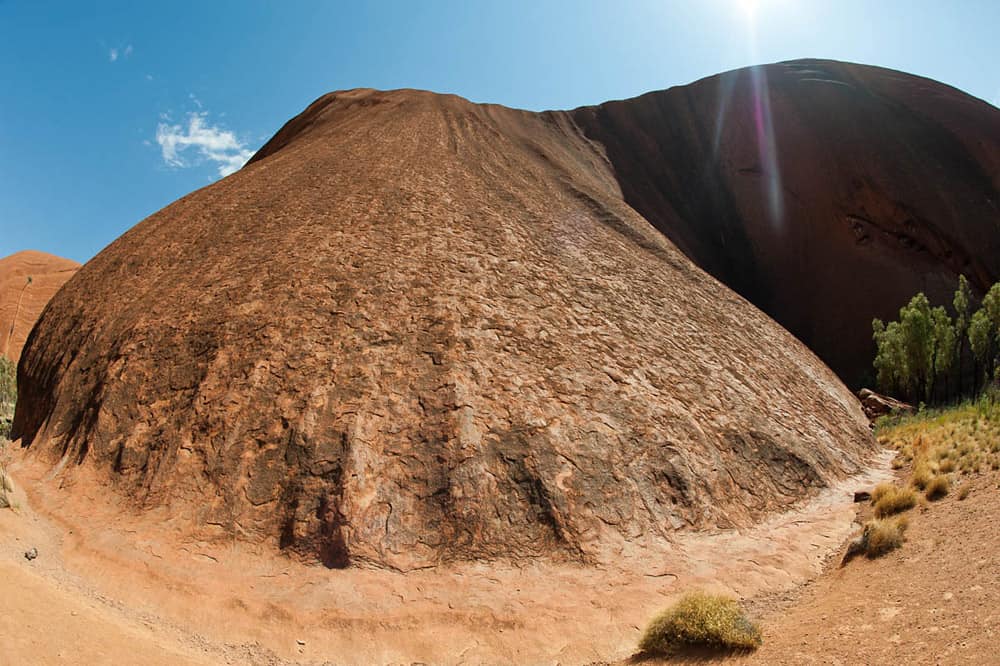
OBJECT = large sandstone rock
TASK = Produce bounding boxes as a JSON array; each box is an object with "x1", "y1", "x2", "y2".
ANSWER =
[
  {"x1": 572, "y1": 59, "x2": 1000, "y2": 387},
  {"x1": 0, "y1": 251, "x2": 79, "y2": 363},
  {"x1": 15, "y1": 86, "x2": 873, "y2": 570}
]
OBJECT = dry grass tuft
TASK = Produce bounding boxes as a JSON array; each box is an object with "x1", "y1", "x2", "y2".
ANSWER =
[
  {"x1": 871, "y1": 483, "x2": 917, "y2": 517},
  {"x1": 639, "y1": 591, "x2": 762, "y2": 655},
  {"x1": 0, "y1": 463, "x2": 12, "y2": 509},
  {"x1": 862, "y1": 516, "x2": 908, "y2": 558},
  {"x1": 957, "y1": 483, "x2": 972, "y2": 501},
  {"x1": 910, "y1": 461, "x2": 934, "y2": 490},
  {"x1": 924, "y1": 475, "x2": 949, "y2": 501}
]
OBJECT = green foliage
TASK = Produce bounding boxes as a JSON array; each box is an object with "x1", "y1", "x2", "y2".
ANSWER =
[
  {"x1": 0, "y1": 356, "x2": 15, "y2": 440},
  {"x1": 969, "y1": 309, "x2": 992, "y2": 369},
  {"x1": 874, "y1": 277, "x2": 1000, "y2": 404},
  {"x1": 930, "y1": 306, "x2": 956, "y2": 399},
  {"x1": 873, "y1": 293, "x2": 957, "y2": 402},
  {"x1": 953, "y1": 275, "x2": 973, "y2": 336},
  {"x1": 639, "y1": 592, "x2": 762, "y2": 654}
]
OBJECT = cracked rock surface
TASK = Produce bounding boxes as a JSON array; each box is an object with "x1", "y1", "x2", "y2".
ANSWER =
[{"x1": 14, "y1": 83, "x2": 874, "y2": 570}]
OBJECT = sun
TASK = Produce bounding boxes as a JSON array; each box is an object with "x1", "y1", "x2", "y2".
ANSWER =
[{"x1": 736, "y1": 0, "x2": 761, "y2": 17}]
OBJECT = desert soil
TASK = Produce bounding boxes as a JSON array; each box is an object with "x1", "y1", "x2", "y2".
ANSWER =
[
  {"x1": 621, "y1": 468, "x2": 1000, "y2": 666},
  {"x1": 6, "y1": 446, "x2": 997, "y2": 665},
  {"x1": 0, "y1": 449, "x2": 899, "y2": 665}
]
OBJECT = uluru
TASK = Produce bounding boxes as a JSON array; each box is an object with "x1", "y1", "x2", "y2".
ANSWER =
[
  {"x1": 13, "y1": 80, "x2": 880, "y2": 571},
  {"x1": 572, "y1": 59, "x2": 1000, "y2": 387},
  {"x1": 0, "y1": 250, "x2": 79, "y2": 364},
  {"x1": 4, "y1": 6, "x2": 1000, "y2": 656}
]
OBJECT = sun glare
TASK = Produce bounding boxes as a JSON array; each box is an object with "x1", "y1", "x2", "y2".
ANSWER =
[{"x1": 737, "y1": 0, "x2": 760, "y2": 17}]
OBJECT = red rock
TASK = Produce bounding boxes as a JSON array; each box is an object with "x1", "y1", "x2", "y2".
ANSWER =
[
  {"x1": 857, "y1": 388, "x2": 914, "y2": 420},
  {"x1": 572, "y1": 59, "x2": 1000, "y2": 387},
  {"x1": 15, "y1": 87, "x2": 874, "y2": 570},
  {"x1": 0, "y1": 251, "x2": 79, "y2": 364}
]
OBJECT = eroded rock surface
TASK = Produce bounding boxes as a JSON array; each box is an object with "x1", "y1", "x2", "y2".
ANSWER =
[
  {"x1": 15, "y1": 86, "x2": 873, "y2": 570},
  {"x1": 573, "y1": 59, "x2": 1000, "y2": 387}
]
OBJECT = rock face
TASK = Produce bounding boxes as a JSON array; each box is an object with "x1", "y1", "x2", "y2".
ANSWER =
[
  {"x1": 15, "y1": 86, "x2": 874, "y2": 570},
  {"x1": 857, "y1": 388, "x2": 914, "y2": 421},
  {"x1": 0, "y1": 251, "x2": 79, "y2": 363},
  {"x1": 572, "y1": 59, "x2": 1000, "y2": 387}
]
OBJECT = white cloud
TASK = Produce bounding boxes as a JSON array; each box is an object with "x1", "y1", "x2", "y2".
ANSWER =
[
  {"x1": 109, "y1": 44, "x2": 132, "y2": 63},
  {"x1": 155, "y1": 112, "x2": 254, "y2": 178}
]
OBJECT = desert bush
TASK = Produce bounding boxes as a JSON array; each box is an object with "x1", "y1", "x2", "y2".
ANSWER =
[
  {"x1": 925, "y1": 475, "x2": 949, "y2": 501},
  {"x1": 0, "y1": 464, "x2": 12, "y2": 509},
  {"x1": 957, "y1": 483, "x2": 972, "y2": 500},
  {"x1": 862, "y1": 516, "x2": 909, "y2": 558},
  {"x1": 638, "y1": 591, "x2": 762, "y2": 655},
  {"x1": 938, "y1": 457, "x2": 956, "y2": 473},
  {"x1": 872, "y1": 484, "x2": 917, "y2": 517},
  {"x1": 910, "y1": 461, "x2": 934, "y2": 490}
]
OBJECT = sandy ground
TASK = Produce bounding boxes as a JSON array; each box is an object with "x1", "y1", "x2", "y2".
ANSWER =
[
  {"x1": 735, "y1": 470, "x2": 1000, "y2": 665},
  {"x1": 619, "y1": 469, "x2": 1000, "y2": 666},
  {"x1": 0, "y1": 448, "x2": 896, "y2": 665}
]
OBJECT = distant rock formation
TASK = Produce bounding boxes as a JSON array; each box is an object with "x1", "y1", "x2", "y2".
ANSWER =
[
  {"x1": 0, "y1": 251, "x2": 79, "y2": 364},
  {"x1": 572, "y1": 59, "x2": 1000, "y2": 387},
  {"x1": 16, "y1": 80, "x2": 880, "y2": 570}
]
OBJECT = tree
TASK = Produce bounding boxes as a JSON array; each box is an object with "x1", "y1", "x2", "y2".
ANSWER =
[
  {"x1": 898, "y1": 293, "x2": 936, "y2": 402},
  {"x1": 969, "y1": 308, "x2": 992, "y2": 392},
  {"x1": 873, "y1": 318, "x2": 907, "y2": 397},
  {"x1": 978, "y1": 284, "x2": 1000, "y2": 387},
  {"x1": 953, "y1": 275, "x2": 973, "y2": 394},
  {"x1": 930, "y1": 306, "x2": 956, "y2": 401},
  {"x1": 0, "y1": 356, "x2": 15, "y2": 428}
]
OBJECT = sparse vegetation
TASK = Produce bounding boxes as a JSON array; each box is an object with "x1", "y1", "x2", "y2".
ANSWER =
[
  {"x1": 861, "y1": 516, "x2": 909, "y2": 558},
  {"x1": 0, "y1": 463, "x2": 12, "y2": 509},
  {"x1": 871, "y1": 483, "x2": 917, "y2": 517},
  {"x1": 910, "y1": 460, "x2": 934, "y2": 490},
  {"x1": 925, "y1": 475, "x2": 949, "y2": 500},
  {"x1": 877, "y1": 392, "x2": 1000, "y2": 481},
  {"x1": 639, "y1": 591, "x2": 762, "y2": 655},
  {"x1": 0, "y1": 355, "x2": 15, "y2": 441},
  {"x1": 853, "y1": 393, "x2": 1000, "y2": 563}
]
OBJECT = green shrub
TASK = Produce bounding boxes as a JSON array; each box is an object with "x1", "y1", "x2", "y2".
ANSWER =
[
  {"x1": 0, "y1": 356, "x2": 14, "y2": 439},
  {"x1": 639, "y1": 591, "x2": 762, "y2": 655}
]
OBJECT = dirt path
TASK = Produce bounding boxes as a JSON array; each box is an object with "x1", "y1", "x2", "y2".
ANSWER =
[
  {"x1": 733, "y1": 470, "x2": 1000, "y2": 665},
  {"x1": 625, "y1": 469, "x2": 1000, "y2": 666},
  {"x1": 0, "y1": 560, "x2": 214, "y2": 665},
  {"x1": 1, "y1": 450, "x2": 893, "y2": 665},
  {"x1": 0, "y1": 507, "x2": 217, "y2": 665}
]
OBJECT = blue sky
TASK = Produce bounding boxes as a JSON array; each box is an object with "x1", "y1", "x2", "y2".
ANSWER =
[{"x1": 2, "y1": 0, "x2": 998, "y2": 264}]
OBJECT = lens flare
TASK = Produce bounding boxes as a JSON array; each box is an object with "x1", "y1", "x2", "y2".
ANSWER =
[{"x1": 731, "y1": 0, "x2": 785, "y2": 230}]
